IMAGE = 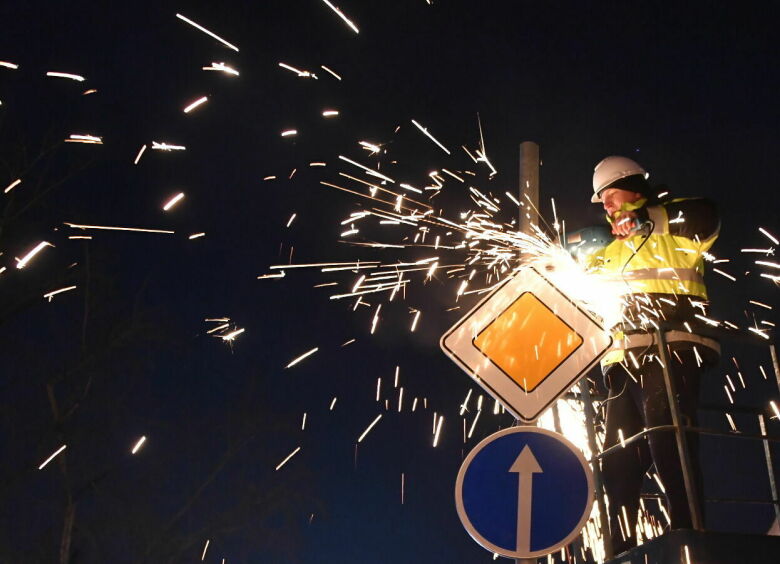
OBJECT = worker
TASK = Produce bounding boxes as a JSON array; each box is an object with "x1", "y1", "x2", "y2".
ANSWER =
[{"x1": 586, "y1": 156, "x2": 720, "y2": 554}]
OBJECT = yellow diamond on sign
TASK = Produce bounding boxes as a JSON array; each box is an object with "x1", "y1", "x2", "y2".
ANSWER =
[
  {"x1": 473, "y1": 292, "x2": 583, "y2": 392},
  {"x1": 440, "y1": 266, "x2": 613, "y2": 422}
]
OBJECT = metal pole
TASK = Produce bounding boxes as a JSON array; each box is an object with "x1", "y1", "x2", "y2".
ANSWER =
[
  {"x1": 758, "y1": 413, "x2": 780, "y2": 522},
  {"x1": 654, "y1": 328, "x2": 704, "y2": 530},
  {"x1": 769, "y1": 344, "x2": 780, "y2": 396},
  {"x1": 580, "y1": 379, "x2": 613, "y2": 560},
  {"x1": 515, "y1": 143, "x2": 540, "y2": 564},
  {"x1": 519, "y1": 141, "x2": 540, "y2": 239}
]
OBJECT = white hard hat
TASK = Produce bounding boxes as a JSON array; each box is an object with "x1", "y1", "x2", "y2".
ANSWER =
[{"x1": 591, "y1": 156, "x2": 649, "y2": 203}]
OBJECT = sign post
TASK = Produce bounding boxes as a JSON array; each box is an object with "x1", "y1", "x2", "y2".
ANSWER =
[{"x1": 455, "y1": 427, "x2": 594, "y2": 560}]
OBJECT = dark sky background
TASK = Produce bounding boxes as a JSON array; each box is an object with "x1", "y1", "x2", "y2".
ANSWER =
[{"x1": 0, "y1": 1, "x2": 778, "y2": 562}]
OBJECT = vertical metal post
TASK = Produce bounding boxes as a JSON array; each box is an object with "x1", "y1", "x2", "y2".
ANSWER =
[
  {"x1": 758, "y1": 413, "x2": 780, "y2": 522},
  {"x1": 654, "y1": 328, "x2": 704, "y2": 530},
  {"x1": 580, "y1": 379, "x2": 614, "y2": 560},
  {"x1": 516, "y1": 143, "x2": 540, "y2": 564},
  {"x1": 519, "y1": 141, "x2": 540, "y2": 239},
  {"x1": 769, "y1": 344, "x2": 780, "y2": 395},
  {"x1": 766, "y1": 344, "x2": 780, "y2": 523}
]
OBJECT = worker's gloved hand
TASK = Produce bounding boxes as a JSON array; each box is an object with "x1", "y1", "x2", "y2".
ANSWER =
[{"x1": 611, "y1": 210, "x2": 638, "y2": 239}]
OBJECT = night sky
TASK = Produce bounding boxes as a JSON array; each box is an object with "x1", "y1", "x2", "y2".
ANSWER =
[{"x1": 1, "y1": 1, "x2": 778, "y2": 562}]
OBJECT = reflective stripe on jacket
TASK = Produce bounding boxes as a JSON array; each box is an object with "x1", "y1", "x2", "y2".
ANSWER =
[{"x1": 588, "y1": 197, "x2": 720, "y2": 368}]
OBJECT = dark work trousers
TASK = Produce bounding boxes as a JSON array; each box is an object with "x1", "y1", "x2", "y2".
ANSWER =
[{"x1": 601, "y1": 348, "x2": 707, "y2": 554}]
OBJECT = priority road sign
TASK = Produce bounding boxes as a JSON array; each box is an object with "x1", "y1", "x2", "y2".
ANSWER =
[
  {"x1": 440, "y1": 266, "x2": 612, "y2": 422},
  {"x1": 455, "y1": 427, "x2": 594, "y2": 559}
]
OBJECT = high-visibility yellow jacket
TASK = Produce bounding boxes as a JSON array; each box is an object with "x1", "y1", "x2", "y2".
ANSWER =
[{"x1": 587, "y1": 197, "x2": 721, "y2": 368}]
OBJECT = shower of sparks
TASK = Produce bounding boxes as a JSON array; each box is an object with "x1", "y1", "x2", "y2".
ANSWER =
[
  {"x1": 275, "y1": 446, "x2": 301, "y2": 470},
  {"x1": 411, "y1": 119, "x2": 451, "y2": 154},
  {"x1": 329, "y1": 397, "x2": 338, "y2": 410},
  {"x1": 279, "y1": 62, "x2": 314, "y2": 77},
  {"x1": 432, "y1": 415, "x2": 444, "y2": 447},
  {"x1": 203, "y1": 62, "x2": 239, "y2": 76},
  {"x1": 0, "y1": 61, "x2": 19, "y2": 69},
  {"x1": 201, "y1": 539, "x2": 210, "y2": 561},
  {"x1": 16, "y1": 241, "x2": 53, "y2": 269},
  {"x1": 183, "y1": 96, "x2": 208, "y2": 113},
  {"x1": 66, "y1": 134, "x2": 103, "y2": 144},
  {"x1": 46, "y1": 71, "x2": 85, "y2": 81},
  {"x1": 38, "y1": 444, "x2": 67, "y2": 470},
  {"x1": 221, "y1": 328, "x2": 245, "y2": 341},
  {"x1": 357, "y1": 414, "x2": 382, "y2": 443},
  {"x1": 189, "y1": 232, "x2": 206, "y2": 239},
  {"x1": 286, "y1": 213, "x2": 297, "y2": 227},
  {"x1": 712, "y1": 268, "x2": 736, "y2": 281},
  {"x1": 759, "y1": 227, "x2": 779, "y2": 245},
  {"x1": 285, "y1": 347, "x2": 319, "y2": 368},
  {"x1": 151, "y1": 141, "x2": 186, "y2": 151},
  {"x1": 4, "y1": 179, "x2": 21, "y2": 193},
  {"x1": 133, "y1": 144, "x2": 147, "y2": 164},
  {"x1": 257, "y1": 271, "x2": 286, "y2": 279},
  {"x1": 162, "y1": 192, "x2": 185, "y2": 211},
  {"x1": 131, "y1": 436, "x2": 147, "y2": 454},
  {"x1": 322, "y1": 109, "x2": 339, "y2": 117},
  {"x1": 281, "y1": 129, "x2": 298, "y2": 137},
  {"x1": 320, "y1": 0, "x2": 360, "y2": 34},
  {"x1": 176, "y1": 13, "x2": 240, "y2": 52},
  {"x1": 410, "y1": 310, "x2": 421, "y2": 331},
  {"x1": 320, "y1": 65, "x2": 342, "y2": 80},
  {"x1": 338, "y1": 155, "x2": 395, "y2": 183},
  {"x1": 747, "y1": 327, "x2": 769, "y2": 340},
  {"x1": 43, "y1": 286, "x2": 77, "y2": 302},
  {"x1": 65, "y1": 223, "x2": 175, "y2": 234}
]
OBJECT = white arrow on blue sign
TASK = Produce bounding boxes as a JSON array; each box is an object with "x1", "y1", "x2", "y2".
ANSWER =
[{"x1": 455, "y1": 427, "x2": 594, "y2": 559}]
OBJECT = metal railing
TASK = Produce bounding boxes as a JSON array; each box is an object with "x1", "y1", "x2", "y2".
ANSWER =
[{"x1": 578, "y1": 322, "x2": 780, "y2": 560}]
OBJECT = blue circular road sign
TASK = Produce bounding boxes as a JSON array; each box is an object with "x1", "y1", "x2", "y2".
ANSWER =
[{"x1": 455, "y1": 427, "x2": 594, "y2": 558}]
